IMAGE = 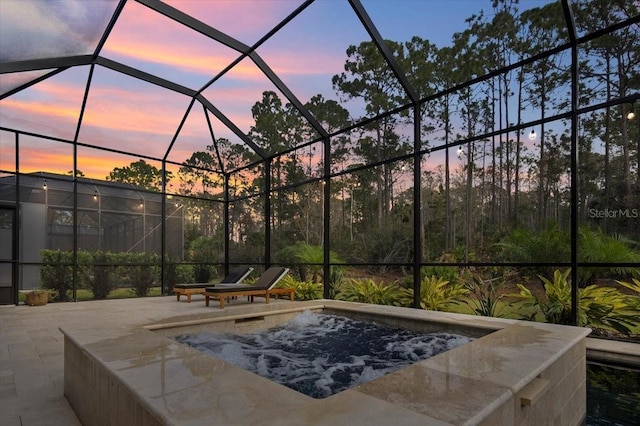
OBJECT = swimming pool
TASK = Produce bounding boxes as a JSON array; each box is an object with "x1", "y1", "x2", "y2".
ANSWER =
[{"x1": 586, "y1": 362, "x2": 640, "y2": 425}]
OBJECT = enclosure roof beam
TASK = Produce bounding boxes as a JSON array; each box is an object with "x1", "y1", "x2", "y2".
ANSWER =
[
  {"x1": 348, "y1": 0, "x2": 419, "y2": 104},
  {"x1": 0, "y1": 55, "x2": 94, "y2": 74},
  {"x1": 135, "y1": 0, "x2": 251, "y2": 53},
  {"x1": 95, "y1": 57, "x2": 197, "y2": 97}
]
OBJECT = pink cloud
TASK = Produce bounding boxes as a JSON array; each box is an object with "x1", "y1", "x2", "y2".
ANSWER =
[
  {"x1": 162, "y1": 0, "x2": 301, "y2": 44},
  {"x1": 2, "y1": 97, "x2": 80, "y2": 123},
  {"x1": 1, "y1": 0, "x2": 346, "y2": 179},
  {"x1": 101, "y1": 0, "x2": 300, "y2": 81},
  {"x1": 82, "y1": 94, "x2": 180, "y2": 137},
  {"x1": 1, "y1": 78, "x2": 85, "y2": 121},
  {"x1": 259, "y1": 49, "x2": 344, "y2": 77},
  {"x1": 104, "y1": 37, "x2": 245, "y2": 79},
  {"x1": 100, "y1": 0, "x2": 341, "y2": 91},
  {"x1": 18, "y1": 143, "x2": 73, "y2": 175}
]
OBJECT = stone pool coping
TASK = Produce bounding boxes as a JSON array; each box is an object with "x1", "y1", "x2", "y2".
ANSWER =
[
  {"x1": 586, "y1": 337, "x2": 640, "y2": 368},
  {"x1": 60, "y1": 300, "x2": 591, "y2": 425}
]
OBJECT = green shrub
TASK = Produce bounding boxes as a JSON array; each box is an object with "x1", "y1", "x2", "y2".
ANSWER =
[
  {"x1": 40, "y1": 250, "x2": 73, "y2": 301},
  {"x1": 194, "y1": 263, "x2": 213, "y2": 283},
  {"x1": 509, "y1": 269, "x2": 640, "y2": 334},
  {"x1": 578, "y1": 285, "x2": 638, "y2": 334},
  {"x1": 89, "y1": 251, "x2": 115, "y2": 299},
  {"x1": 510, "y1": 269, "x2": 572, "y2": 324},
  {"x1": 162, "y1": 258, "x2": 197, "y2": 290},
  {"x1": 163, "y1": 256, "x2": 178, "y2": 290},
  {"x1": 401, "y1": 275, "x2": 469, "y2": 311},
  {"x1": 461, "y1": 268, "x2": 510, "y2": 317},
  {"x1": 337, "y1": 278, "x2": 403, "y2": 306},
  {"x1": 127, "y1": 252, "x2": 159, "y2": 297},
  {"x1": 187, "y1": 236, "x2": 218, "y2": 282},
  {"x1": 420, "y1": 264, "x2": 459, "y2": 283},
  {"x1": 276, "y1": 243, "x2": 345, "y2": 286},
  {"x1": 76, "y1": 250, "x2": 93, "y2": 290},
  {"x1": 617, "y1": 278, "x2": 640, "y2": 311},
  {"x1": 496, "y1": 224, "x2": 570, "y2": 278},
  {"x1": 295, "y1": 281, "x2": 323, "y2": 300},
  {"x1": 41, "y1": 249, "x2": 196, "y2": 299},
  {"x1": 175, "y1": 264, "x2": 195, "y2": 283},
  {"x1": 578, "y1": 227, "x2": 640, "y2": 284},
  {"x1": 275, "y1": 275, "x2": 322, "y2": 301}
]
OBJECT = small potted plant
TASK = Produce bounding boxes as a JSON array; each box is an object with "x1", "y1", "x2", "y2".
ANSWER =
[{"x1": 26, "y1": 288, "x2": 49, "y2": 306}]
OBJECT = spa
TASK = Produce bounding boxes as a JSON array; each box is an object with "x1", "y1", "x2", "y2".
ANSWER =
[{"x1": 61, "y1": 300, "x2": 590, "y2": 425}]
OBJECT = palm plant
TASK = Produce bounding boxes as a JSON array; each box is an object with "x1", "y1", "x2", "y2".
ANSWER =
[
  {"x1": 497, "y1": 224, "x2": 640, "y2": 286},
  {"x1": 578, "y1": 227, "x2": 640, "y2": 284},
  {"x1": 496, "y1": 224, "x2": 570, "y2": 278},
  {"x1": 276, "y1": 243, "x2": 345, "y2": 289}
]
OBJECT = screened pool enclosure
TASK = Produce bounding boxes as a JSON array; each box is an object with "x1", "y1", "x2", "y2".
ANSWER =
[{"x1": 0, "y1": 0, "x2": 638, "y2": 339}]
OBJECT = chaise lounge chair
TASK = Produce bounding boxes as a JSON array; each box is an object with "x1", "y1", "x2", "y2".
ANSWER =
[
  {"x1": 173, "y1": 266, "x2": 254, "y2": 303},
  {"x1": 203, "y1": 266, "x2": 292, "y2": 309}
]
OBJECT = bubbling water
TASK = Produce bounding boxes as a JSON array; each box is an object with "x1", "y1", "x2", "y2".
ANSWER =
[{"x1": 175, "y1": 311, "x2": 472, "y2": 399}]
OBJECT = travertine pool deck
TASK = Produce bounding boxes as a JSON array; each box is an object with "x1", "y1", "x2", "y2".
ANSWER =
[{"x1": 1, "y1": 296, "x2": 636, "y2": 425}]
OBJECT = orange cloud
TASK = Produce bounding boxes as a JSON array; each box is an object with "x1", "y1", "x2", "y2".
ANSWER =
[
  {"x1": 76, "y1": 154, "x2": 136, "y2": 180},
  {"x1": 18, "y1": 150, "x2": 73, "y2": 175},
  {"x1": 78, "y1": 84, "x2": 190, "y2": 137},
  {"x1": 2, "y1": 98, "x2": 80, "y2": 122},
  {"x1": 12, "y1": 137, "x2": 128, "y2": 180},
  {"x1": 0, "y1": 78, "x2": 87, "y2": 127}
]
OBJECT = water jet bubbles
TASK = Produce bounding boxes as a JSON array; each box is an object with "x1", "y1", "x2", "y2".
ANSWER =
[
  {"x1": 175, "y1": 312, "x2": 473, "y2": 399},
  {"x1": 256, "y1": 354, "x2": 270, "y2": 376},
  {"x1": 353, "y1": 366, "x2": 387, "y2": 386}
]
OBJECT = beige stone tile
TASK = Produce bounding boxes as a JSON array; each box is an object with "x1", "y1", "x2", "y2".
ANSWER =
[
  {"x1": 8, "y1": 342, "x2": 40, "y2": 360},
  {"x1": 554, "y1": 380, "x2": 587, "y2": 426},
  {"x1": 513, "y1": 354, "x2": 586, "y2": 424},
  {"x1": 3, "y1": 297, "x2": 597, "y2": 426},
  {"x1": 0, "y1": 373, "x2": 16, "y2": 399},
  {"x1": 0, "y1": 415, "x2": 21, "y2": 426},
  {"x1": 423, "y1": 323, "x2": 587, "y2": 395},
  {"x1": 17, "y1": 402, "x2": 81, "y2": 426},
  {"x1": 354, "y1": 362, "x2": 512, "y2": 424}
]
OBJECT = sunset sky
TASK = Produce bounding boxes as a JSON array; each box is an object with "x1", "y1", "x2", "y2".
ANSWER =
[{"x1": 1, "y1": 0, "x2": 560, "y2": 181}]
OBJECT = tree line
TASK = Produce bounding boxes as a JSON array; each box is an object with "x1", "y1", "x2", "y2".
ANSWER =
[{"x1": 106, "y1": 0, "x2": 639, "y2": 267}]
